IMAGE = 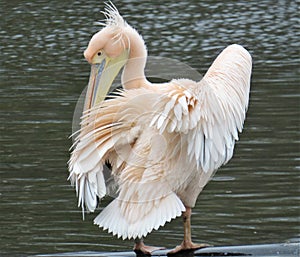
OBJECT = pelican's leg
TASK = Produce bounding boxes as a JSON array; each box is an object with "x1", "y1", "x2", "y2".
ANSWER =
[
  {"x1": 133, "y1": 237, "x2": 165, "y2": 255},
  {"x1": 168, "y1": 207, "x2": 210, "y2": 254}
]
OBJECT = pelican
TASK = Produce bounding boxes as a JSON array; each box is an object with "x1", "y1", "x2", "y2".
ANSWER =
[{"x1": 68, "y1": 3, "x2": 252, "y2": 255}]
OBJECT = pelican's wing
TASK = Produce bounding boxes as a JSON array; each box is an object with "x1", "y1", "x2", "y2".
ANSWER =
[
  {"x1": 88, "y1": 90, "x2": 185, "y2": 239},
  {"x1": 69, "y1": 89, "x2": 185, "y2": 238},
  {"x1": 152, "y1": 44, "x2": 252, "y2": 173}
]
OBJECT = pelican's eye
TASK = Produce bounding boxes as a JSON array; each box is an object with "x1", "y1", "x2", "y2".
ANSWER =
[{"x1": 97, "y1": 51, "x2": 102, "y2": 56}]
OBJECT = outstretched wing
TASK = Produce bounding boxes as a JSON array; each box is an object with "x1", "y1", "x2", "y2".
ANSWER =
[
  {"x1": 69, "y1": 89, "x2": 185, "y2": 238},
  {"x1": 152, "y1": 44, "x2": 252, "y2": 173}
]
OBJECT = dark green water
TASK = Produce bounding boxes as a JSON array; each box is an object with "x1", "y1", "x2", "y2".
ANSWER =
[{"x1": 1, "y1": 1, "x2": 299, "y2": 256}]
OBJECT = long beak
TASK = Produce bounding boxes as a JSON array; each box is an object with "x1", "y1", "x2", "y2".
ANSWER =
[{"x1": 84, "y1": 49, "x2": 129, "y2": 111}]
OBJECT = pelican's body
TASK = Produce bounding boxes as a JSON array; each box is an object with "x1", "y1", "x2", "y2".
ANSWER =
[{"x1": 69, "y1": 4, "x2": 252, "y2": 254}]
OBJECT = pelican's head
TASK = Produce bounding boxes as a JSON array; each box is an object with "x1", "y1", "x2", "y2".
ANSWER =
[{"x1": 83, "y1": 3, "x2": 145, "y2": 110}]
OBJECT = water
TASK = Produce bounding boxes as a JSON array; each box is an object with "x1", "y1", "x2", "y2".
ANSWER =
[{"x1": 1, "y1": 0, "x2": 299, "y2": 256}]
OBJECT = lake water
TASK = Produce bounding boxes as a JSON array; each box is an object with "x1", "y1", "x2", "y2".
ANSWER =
[{"x1": 1, "y1": 0, "x2": 299, "y2": 256}]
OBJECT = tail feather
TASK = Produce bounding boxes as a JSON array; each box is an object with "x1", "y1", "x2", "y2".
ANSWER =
[{"x1": 94, "y1": 192, "x2": 185, "y2": 239}]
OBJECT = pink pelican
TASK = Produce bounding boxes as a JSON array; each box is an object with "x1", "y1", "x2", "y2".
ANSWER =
[{"x1": 69, "y1": 3, "x2": 252, "y2": 255}]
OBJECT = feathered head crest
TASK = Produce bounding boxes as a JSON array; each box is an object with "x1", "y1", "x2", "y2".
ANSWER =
[
  {"x1": 98, "y1": 2, "x2": 127, "y2": 29},
  {"x1": 97, "y1": 2, "x2": 129, "y2": 47}
]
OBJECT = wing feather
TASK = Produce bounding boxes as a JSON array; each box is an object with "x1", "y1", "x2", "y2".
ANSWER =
[{"x1": 151, "y1": 44, "x2": 252, "y2": 174}]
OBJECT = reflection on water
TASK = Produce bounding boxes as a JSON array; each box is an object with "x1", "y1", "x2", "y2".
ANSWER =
[{"x1": 1, "y1": 0, "x2": 299, "y2": 255}]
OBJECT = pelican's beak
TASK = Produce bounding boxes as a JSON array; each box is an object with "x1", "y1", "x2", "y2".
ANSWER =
[{"x1": 83, "y1": 49, "x2": 129, "y2": 111}]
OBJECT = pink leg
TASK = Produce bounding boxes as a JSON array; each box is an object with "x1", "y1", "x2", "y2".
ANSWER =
[{"x1": 168, "y1": 207, "x2": 210, "y2": 254}]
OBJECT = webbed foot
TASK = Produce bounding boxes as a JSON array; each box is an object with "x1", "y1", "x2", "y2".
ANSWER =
[
  {"x1": 168, "y1": 241, "x2": 210, "y2": 255},
  {"x1": 134, "y1": 240, "x2": 165, "y2": 255}
]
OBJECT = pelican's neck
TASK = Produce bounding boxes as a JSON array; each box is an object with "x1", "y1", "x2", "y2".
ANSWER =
[{"x1": 121, "y1": 29, "x2": 149, "y2": 89}]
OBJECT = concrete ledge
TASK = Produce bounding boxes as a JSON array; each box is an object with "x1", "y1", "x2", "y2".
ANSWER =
[{"x1": 35, "y1": 242, "x2": 300, "y2": 257}]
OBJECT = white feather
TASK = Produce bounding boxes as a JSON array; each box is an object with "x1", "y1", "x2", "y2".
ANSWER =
[
  {"x1": 178, "y1": 95, "x2": 189, "y2": 115},
  {"x1": 173, "y1": 103, "x2": 182, "y2": 121}
]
